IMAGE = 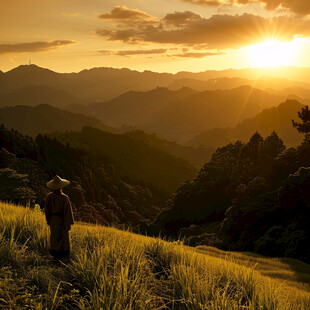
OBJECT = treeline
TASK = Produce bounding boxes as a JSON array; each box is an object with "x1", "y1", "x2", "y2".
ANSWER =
[
  {"x1": 0, "y1": 124, "x2": 168, "y2": 228},
  {"x1": 48, "y1": 127, "x2": 197, "y2": 192},
  {"x1": 155, "y1": 106, "x2": 310, "y2": 262}
]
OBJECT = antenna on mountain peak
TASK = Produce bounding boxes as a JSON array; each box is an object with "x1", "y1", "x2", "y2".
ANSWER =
[{"x1": 29, "y1": 59, "x2": 31, "y2": 65}]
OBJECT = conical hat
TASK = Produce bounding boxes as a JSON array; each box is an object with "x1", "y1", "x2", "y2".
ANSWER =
[{"x1": 46, "y1": 175, "x2": 70, "y2": 190}]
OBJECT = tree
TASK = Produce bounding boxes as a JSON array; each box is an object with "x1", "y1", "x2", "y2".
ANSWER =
[
  {"x1": 262, "y1": 132, "x2": 285, "y2": 160},
  {"x1": 0, "y1": 168, "x2": 36, "y2": 205},
  {"x1": 292, "y1": 105, "x2": 310, "y2": 133}
]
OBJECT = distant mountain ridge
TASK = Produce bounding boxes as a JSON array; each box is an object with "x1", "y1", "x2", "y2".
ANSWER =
[
  {"x1": 2, "y1": 65, "x2": 310, "y2": 104},
  {"x1": 0, "y1": 104, "x2": 115, "y2": 136},
  {"x1": 0, "y1": 85, "x2": 82, "y2": 108},
  {"x1": 0, "y1": 103, "x2": 214, "y2": 167},
  {"x1": 67, "y1": 85, "x2": 285, "y2": 142},
  {"x1": 169, "y1": 77, "x2": 310, "y2": 100},
  {"x1": 48, "y1": 127, "x2": 198, "y2": 192},
  {"x1": 189, "y1": 99, "x2": 304, "y2": 148},
  {"x1": 143, "y1": 85, "x2": 286, "y2": 141},
  {"x1": 68, "y1": 87, "x2": 198, "y2": 128}
]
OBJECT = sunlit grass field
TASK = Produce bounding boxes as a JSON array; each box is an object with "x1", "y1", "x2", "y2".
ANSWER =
[{"x1": 1, "y1": 201, "x2": 310, "y2": 309}]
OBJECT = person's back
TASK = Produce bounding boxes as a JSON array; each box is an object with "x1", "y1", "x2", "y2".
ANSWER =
[
  {"x1": 45, "y1": 191, "x2": 73, "y2": 227},
  {"x1": 44, "y1": 175, "x2": 74, "y2": 262}
]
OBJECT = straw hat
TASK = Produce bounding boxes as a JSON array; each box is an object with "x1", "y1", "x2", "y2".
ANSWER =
[{"x1": 46, "y1": 175, "x2": 70, "y2": 190}]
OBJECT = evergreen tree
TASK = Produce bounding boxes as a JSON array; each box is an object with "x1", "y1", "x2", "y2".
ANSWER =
[
  {"x1": 0, "y1": 168, "x2": 36, "y2": 204},
  {"x1": 292, "y1": 105, "x2": 310, "y2": 133}
]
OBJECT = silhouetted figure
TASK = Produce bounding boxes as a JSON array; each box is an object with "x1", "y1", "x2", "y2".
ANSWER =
[{"x1": 45, "y1": 175, "x2": 74, "y2": 262}]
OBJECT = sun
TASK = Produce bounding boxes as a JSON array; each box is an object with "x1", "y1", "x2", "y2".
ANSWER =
[{"x1": 246, "y1": 38, "x2": 307, "y2": 68}]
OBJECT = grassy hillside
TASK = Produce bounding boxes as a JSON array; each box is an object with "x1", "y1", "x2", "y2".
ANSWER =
[{"x1": 1, "y1": 201, "x2": 310, "y2": 309}]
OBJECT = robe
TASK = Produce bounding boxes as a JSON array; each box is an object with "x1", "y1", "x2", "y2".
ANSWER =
[{"x1": 44, "y1": 191, "x2": 74, "y2": 257}]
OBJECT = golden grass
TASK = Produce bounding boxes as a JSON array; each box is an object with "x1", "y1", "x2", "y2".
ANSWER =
[{"x1": 1, "y1": 201, "x2": 310, "y2": 309}]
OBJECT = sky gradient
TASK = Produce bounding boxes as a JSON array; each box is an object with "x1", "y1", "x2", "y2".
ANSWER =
[{"x1": 1, "y1": 0, "x2": 310, "y2": 73}]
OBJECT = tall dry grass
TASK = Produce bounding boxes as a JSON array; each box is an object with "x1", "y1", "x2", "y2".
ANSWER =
[{"x1": 1, "y1": 201, "x2": 310, "y2": 309}]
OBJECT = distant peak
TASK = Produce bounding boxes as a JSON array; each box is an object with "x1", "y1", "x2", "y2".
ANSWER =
[
  {"x1": 280, "y1": 99, "x2": 303, "y2": 107},
  {"x1": 7, "y1": 64, "x2": 55, "y2": 74}
]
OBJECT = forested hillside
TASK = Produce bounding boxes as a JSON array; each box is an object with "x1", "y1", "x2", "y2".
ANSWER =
[
  {"x1": 48, "y1": 127, "x2": 198, "y2": 191},
  {"x1": 190, "y1": 99, "x2": 304, "y2": 148},
  {"x1": 0, "y1": 125, "x2": 170, "y2": 227},
  {"x1": 145, "y1": 86, "x2": 285, "y2": 141},
  {"x1": 155, "y1": 106, "x2": 310, "y2": 262},
  {"x1": 71, "y1": 85, "x2": 285, "y2": 142},
  {"x1": 0, "y1": 85, "x2": 82, "y2": 108},
  {"x1": 67, "y1": 87, "x2": 197, "y2": 128},
  {"x1": 0, "y1": 104, "x2": 116, "y2": 136}
]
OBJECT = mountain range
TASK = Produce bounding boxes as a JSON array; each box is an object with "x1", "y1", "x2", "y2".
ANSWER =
[
  {"x1": 1, "y1": 64, "x2": 310, "y2": 104},
  {"x1": 189, "y1": 99, "x2": 304, "y2": 148},
  {"x1": 1, "y1": 64, "x2": 310, "y2": 154},
  {"x1": 0, "y1": 104, "x2": 115, "y2": 136},
  {"x1": 66, "y1": 85, "x2": 286, "y2": 141}
]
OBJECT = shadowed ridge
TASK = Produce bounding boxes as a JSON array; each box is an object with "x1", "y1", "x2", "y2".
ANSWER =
[
  {"x1": 0, "y1": 85, "x2": 82, "y2": 108},
  {"x1": 189, "y1": 99, "x2": 304, "y2": 148},
  {"x1": 0, "y1": 104, "x2": 115, "y2": 136},
  {"x1": 5, "y1": 64, "x2": 58, "y2": 76}
]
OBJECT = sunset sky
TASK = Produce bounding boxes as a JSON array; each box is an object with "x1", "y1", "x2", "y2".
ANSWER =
[{"x1": 1, "y1": 0, "x2": 310, "y2": 73}]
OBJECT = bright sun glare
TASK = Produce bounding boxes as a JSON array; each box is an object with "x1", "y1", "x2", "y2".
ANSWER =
[{"x1": 247, "y1": 37, "x2": 307, "y2": 68}]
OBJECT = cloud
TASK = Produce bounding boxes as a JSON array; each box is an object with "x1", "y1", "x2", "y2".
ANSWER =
[
  {"x1": 98, "y1": 6, "x2": 153, "y2": 20},
  {"x1": 95, "y1": 12, "x2": 310, "y2": 49},
  {"x1": 0, "y1": 40, "x2": 75, "y2": 54},
  {"x1": 260, "y1": 0, "x2": 310, "y2": 15},
  {"x1": 181, "y1": 0, "x2": 226, "y2": 5},
  {"x1": 180, "y1": 0, "x2": 310, "y2": 15},
  {"x1": 163, "y1": 11, "x2": 202, "y2": 26},
  {"x1": 171, "y1": 51, "x2": 225, "y2": 58},
  {"x1": 100, "y1": 48, "x2": 167, "y2": 56}
]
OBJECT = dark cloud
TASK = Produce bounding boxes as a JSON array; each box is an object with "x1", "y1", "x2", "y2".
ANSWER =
[
  {"x1": 96, "y1": 12, "x2": 310, "y2": 49},
  {"x1": 260, "y1": 0, "x2": 310, "y2": 15},
  {"x1": 98, "y1": 6, "x2": 153, "y2": 20},
  {"x1": 181, "y1": 0, "x2": 225, "y2": 5},
  {"x1": 0, "y1": 40, "x2": 75, "y2": 54},
  {"x1": 171, "y1": 51, "x2": 225, "y2": 58},
  {"x1": 163, "y1": 11, "x2": 202, "y2": 26},
  {"x1": 180, "y1": 0, "x2": 310, "y2": 15},
  {"x1": 100, "y1": 48, "x2": 167, "y2": 56}
]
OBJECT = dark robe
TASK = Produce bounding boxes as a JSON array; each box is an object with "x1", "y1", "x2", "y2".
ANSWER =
[{"x1": 44, "y1": 191, "x2": 74, "y2": 258}]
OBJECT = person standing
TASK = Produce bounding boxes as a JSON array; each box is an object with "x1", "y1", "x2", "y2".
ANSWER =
[{"x1": 45, "y1": 175, "x2": 74, "y2": 261}]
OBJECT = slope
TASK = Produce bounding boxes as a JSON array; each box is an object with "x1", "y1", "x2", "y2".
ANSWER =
[
  {"x1": 169, "y1": 76, "x2": 310, "y2": 95},
  {"x1": 0, "y1": 125, "x2": 169, "y2": 226},
  {"x1": 0, "y1": 104, "x2": 116, "y2": 136},
  {"x1": 48, "y1": 127, "x2": 198, "y2": 192},
  {"x1": 147, "y1": 86, "x2": 285, "y2": 141},
  {"x1": 0, "y1": 201, "x2": 309, "y2": 309},
  {"x1": 125, "y1": 130, "x2": 214, "y2": 167},
  {"x1": 0, "y1": 85, "x2": 83, "y2": 108},
  {"x1": 2, "y1": 64, "x2": 310, "y2": 106},
  {"x1": 67, "y1": 87, "x2": 197, "y2": 128},
  {"x1": 69, "y1": 86, "x2": 285, "y2": 142},
  {"x1": 190, "y1": 99, "x2": 304, "y2": 148}
]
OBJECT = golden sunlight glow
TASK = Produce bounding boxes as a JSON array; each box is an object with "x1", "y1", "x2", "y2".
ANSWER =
[{"x1": 247, "y1": 38, "x2": 308, "y2": 68}]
